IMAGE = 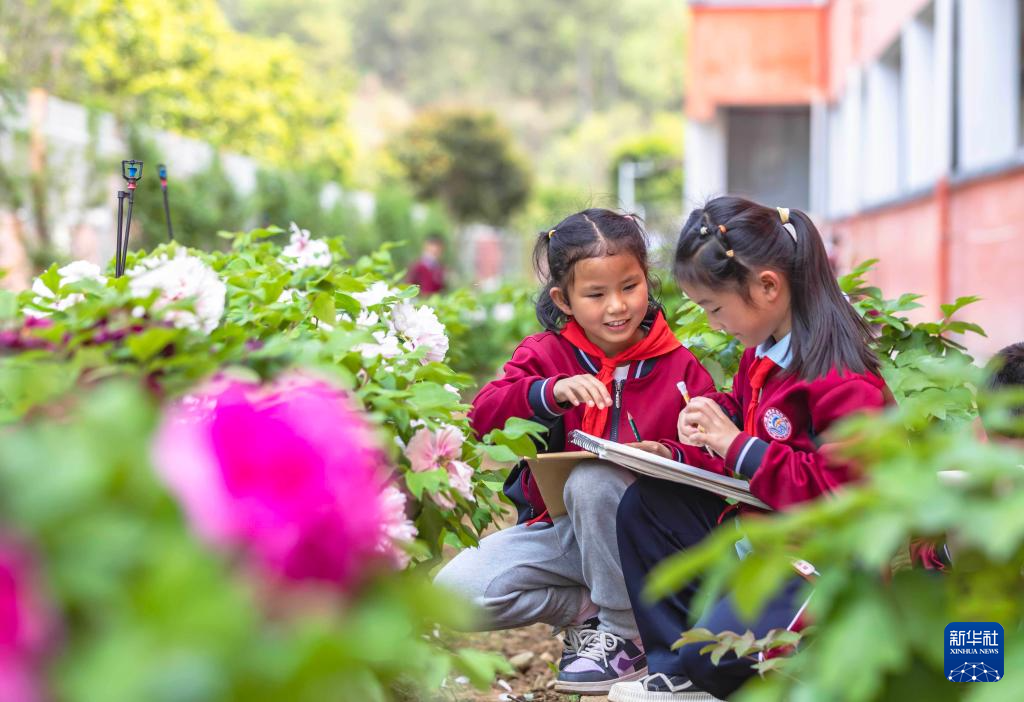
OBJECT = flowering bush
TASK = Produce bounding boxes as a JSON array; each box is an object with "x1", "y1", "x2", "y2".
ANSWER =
[
  {"x1": 1, "y1": 227, "x2": 511, "y2": 559},
  {"x1": 0, "y1": 225, "x2": 520, "y2": 699}
]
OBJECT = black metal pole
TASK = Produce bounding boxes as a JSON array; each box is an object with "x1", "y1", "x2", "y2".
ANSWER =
[
  {"x1": 161, "y1": 185, "x2": 173, "y2": 240},
  {"x1": 115, "y1": 191, "x2": 126, "y2": 277},
  {"x1": 159, "y1": 164, "x2": 174, "y2": 240},
  {"x1": 122, "y1": 184, "x2": 136, "y2": 275}
]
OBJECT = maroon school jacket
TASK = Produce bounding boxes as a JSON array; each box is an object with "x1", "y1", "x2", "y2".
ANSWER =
[
  {"x1": 664, "y1": 347, "x2": 890, "y2": 512},
  {"x1": 470, "y1": 329, "x2": 715, "y2": 519},
  {"x1": 407, "y1": 258, "x2": 446, "y2": 295}
]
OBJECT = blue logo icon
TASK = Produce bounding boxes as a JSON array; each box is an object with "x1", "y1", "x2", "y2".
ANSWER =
[{"x1": 945, "y1": 622, "x2": 1003, "y2": 682}]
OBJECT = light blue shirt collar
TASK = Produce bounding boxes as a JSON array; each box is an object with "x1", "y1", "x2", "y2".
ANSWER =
[{"x1": 755, "y1": 332, "x2": 793, "y2": 369}]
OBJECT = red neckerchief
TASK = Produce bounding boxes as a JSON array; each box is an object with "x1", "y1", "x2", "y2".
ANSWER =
[
  {"x1": 744, "y1": 355, "x2": 778, "y2": 434},
  {"x1": 559, "y1": 310, "x2": 681, "y2": 438}
]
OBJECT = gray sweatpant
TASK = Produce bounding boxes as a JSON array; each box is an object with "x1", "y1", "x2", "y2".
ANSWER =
[{"x1": 434, "y1": 460, "x2": 638, "y2": 639}]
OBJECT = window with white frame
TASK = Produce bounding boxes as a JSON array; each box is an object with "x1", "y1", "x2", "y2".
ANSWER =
[
  {"x1": 957, "y1": 0, "x2": 1020, "y2": 170},
  {"x1": 903, "y1": 2, "x2": 937, "y2": 189},
  {"x1": 862, "y1": 42, "x2": 903, "y2": 203}
]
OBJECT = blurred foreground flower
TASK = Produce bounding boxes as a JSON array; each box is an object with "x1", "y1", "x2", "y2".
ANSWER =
[
  {"x1": 0, "y1": 537, "x2": 57, "y2": 702},
  {"x1": 153, "y1": 373, "x2": 415, "y2": 589}
]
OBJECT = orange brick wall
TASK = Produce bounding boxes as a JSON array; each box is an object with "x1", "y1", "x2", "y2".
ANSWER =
[
  {"x1": 687, "y1": 5, "x2": 828, "y2": 120},
  {"x1": 827, "y1": 167, "x2": 1024, "y2": 358}
]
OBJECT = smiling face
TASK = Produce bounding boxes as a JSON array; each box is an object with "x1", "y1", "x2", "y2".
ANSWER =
[
  {"x1": 680, "y1": 270, "x2": 792, "y2": 348},
  {"x1": 550, "y1": 253, "x2": 650, "y2": 357}
]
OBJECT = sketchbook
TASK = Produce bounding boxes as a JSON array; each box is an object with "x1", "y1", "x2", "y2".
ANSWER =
[{"x1": 564, "y1": 430, "x2": 771, "y2": 511}]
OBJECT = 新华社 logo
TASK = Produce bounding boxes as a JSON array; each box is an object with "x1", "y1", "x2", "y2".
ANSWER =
[{"x1": 945, "y1": 622, "x2": 1003, "y2": 682}]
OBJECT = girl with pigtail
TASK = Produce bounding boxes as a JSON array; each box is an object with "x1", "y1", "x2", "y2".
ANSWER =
[{"x1": 610, "y1": 197, "x2": 890, "y2": 702}]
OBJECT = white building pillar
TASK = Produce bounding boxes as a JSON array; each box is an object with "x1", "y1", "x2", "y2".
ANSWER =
[{"x1": 684, "y1": 112, "x2": 727, "y2": 208}]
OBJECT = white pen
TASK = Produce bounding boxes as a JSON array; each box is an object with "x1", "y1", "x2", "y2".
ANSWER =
[{"x1": 677, "y1": 381, "x2": 716, "y2": 457}]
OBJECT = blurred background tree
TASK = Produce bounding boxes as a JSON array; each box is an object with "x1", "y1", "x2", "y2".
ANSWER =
[
  {"x1": 388, "y1": 110, "x2": 531, "y2": 225},
  {"x1": 2, "y1": 0, "x2": 689, "y2": 278}
]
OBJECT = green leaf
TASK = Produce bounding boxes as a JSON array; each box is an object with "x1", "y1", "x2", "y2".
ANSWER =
[
  {"x1": 39, "y1": 264, "x2": 61, "y2": 294},
  {"x1": 125, "y1": 327, "x2": 179, "y2": 362},
  {"x1": 479, "y1": 443, "x2": 519, "y2": 463},
  {"x1": 452, "y1": 648, "x2": 512, "y2": 689},
  {"x1": 404, "y1": 469, "x2": 448, "y2": 499},
  {"x1": 940, "y1": 295, "x2": 982, "y2": 320},
  {"x1": 0, "y1": 290, "x2": 17, "y2": 321},
  {"x1": 408, "y1": 382, "x2": 460, "y2": 413},
  {"x1": 311, "y1": 292, "x2": 336, "y2": 324}
]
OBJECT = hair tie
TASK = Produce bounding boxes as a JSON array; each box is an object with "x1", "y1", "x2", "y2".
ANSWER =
[
  {"x1": 548, "y1": 229, "x2": 556, "y2": 240},
  {"x1": 718, "y1": 224, "x2": 727, "y2": 234},
  {"x1": 725, "y1": 249, "x2": 735, "y2": 258},
  {"x1": 776, "y1": 207, "x2": 797, "y2": 243}
]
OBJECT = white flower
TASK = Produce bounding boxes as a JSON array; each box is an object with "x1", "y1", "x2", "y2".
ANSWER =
[
  {"x1": 58, "y1": 260, "x2": 105, "y2": 284},
  {"x1": 355, "y1": 310, "x2": 380, "y2": 327},
  {"x1": 377, "y1": 484, "x2": 418, "y2": 569},
  {"x1": 492, "y1": 303, "x2": 515, "y2": 323},
  {"x1": 352, "y1": 281, "x2": 397, "y2": 308},
  {"x1": 444, "y1": 384, "x2": 460, "y2": 398},
  {"x1": 354, "y1": 329, "x2": 403, "y2": 360},
  {"x1": 28, "y1": 260, "x2": 107, "y2": 315},
  {"x1": 464, "y1": 308, "x2": 486, "y2": 324},
  {"x1": 390, "y1": 302, "x2": 449, "y2": 364},
  {"x1": 128, "y1": 252, "x2": 226, "y2": 333},
  {"x1": 282, "y1": 222, "x2": 332, "y2": 270}
]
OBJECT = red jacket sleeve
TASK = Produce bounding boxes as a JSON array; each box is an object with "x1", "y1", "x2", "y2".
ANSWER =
[
  {"x1": 726, "y1": 376, "x2": 887, "y2": 510},
  {"x1": 468, "y1": 337, "x2": 571, "y2": 440}
]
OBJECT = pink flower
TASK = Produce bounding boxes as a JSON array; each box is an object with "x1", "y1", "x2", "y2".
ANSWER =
[
  {"x1": 376, "y1": 486, "x2": 418, "y2": 569},
  {"x1": 0, "y1": 536, "x2": 58, "y2": 702},
  {"x1": 405, "y1": 426, "x2": 465, "y2": 473},
  {"x1": 154, "y1": 373, "x2": 411, "y2": 589},
  {"x1": 404, "y1": 426, "x2": 476, "y2": 507}
]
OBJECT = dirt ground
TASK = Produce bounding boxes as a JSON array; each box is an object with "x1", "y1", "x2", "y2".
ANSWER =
[{"x1": 444, "y1": 624, "x2": 609, "y2": 702}]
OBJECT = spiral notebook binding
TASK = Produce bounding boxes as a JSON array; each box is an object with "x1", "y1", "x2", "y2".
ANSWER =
[{"x1": 570, "y1": 431, "x2": 605, "y2": 455}]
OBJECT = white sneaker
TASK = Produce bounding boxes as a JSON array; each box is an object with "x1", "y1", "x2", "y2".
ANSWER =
[{"x1": 608, "y1": 672, "x2": 723, "y2": 701}]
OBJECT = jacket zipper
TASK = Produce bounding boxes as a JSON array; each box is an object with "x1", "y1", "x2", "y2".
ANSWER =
[{"x1": 610, "y1": 379, "x2": 624, "y2": 442}]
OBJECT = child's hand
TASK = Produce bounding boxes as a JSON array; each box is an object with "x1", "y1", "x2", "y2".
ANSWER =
[
  {"x1": 676, "y1": 410, "x2": 704, "y2": 447},
  {"x1": 554, "y1": 375, "x2": 612, "y2": 409},
  {"x1": 679, "y1": 397, "x2": 741, "y2": 457},
  {"x1": 625, "y1": 441, "x2": 672, "y2": 459}
]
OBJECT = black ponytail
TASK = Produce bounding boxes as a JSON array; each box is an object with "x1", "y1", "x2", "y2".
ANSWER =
[
  {"x1": 674, "y1": 196, "x2": 878, "y2": 380},
  {"x1": 533, "y1": 209, "x2": 659, "y2": 331}
]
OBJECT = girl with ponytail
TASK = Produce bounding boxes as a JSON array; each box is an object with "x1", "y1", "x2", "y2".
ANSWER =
[{"x1": 611, "y1": 197, "x2": 890, "y2": 702}]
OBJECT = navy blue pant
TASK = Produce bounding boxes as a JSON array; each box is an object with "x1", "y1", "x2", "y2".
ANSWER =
[{"x1": 617, "y1": 478, "x2": 809, "y2": 700}]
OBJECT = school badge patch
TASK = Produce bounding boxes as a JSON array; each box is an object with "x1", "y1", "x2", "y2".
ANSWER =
[{"x1": 763, "y1": 407, "x2": 792, "y2": 440}]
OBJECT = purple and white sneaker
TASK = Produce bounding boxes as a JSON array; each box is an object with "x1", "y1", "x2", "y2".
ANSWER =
[
  {"x1": 556, "y1": 616, "x2": 601, "y2": 668},
  {"x1": 554, "y1": 630, "x2": 648, "y2": 695}
]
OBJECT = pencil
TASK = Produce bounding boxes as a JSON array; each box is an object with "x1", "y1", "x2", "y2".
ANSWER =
[
  {"x1": 676, "y1": 382, "x2": 715, "y2": 456},
  {"x1": 676, "y1": 381, "x2": 691, "y2": 403},
  {"x1": 627, "y1": 411, "x2": 642, "y2": 442}
]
